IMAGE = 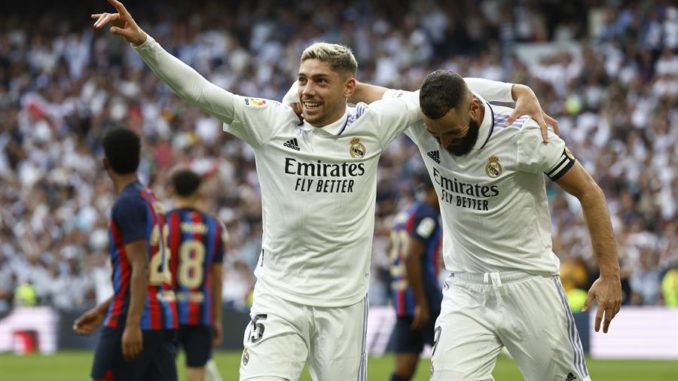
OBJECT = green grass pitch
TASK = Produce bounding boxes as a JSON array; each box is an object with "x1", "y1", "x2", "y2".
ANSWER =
[{"x1": 1, "y1": 350, "x2": 677, "y2": 380}]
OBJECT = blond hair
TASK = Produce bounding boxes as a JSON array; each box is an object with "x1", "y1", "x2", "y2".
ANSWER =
[{"x1": 301, "y1": 42, "x2": 358, "y2": 77}]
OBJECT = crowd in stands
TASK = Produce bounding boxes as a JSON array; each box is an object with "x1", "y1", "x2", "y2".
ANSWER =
[{"x1": 0, "y1": 0, "x2": 677, "y2": 316}]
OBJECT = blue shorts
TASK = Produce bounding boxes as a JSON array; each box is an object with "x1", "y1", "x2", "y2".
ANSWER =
[
  {"x1": 392, "y1": 315, "x2": 437, "y2": 354},
  {"x1": 177, "y1": 325, "x2": 213, "y2": 367},
  {"x1": 91, "y1": 327, "x2": 177, "y2": 381}
]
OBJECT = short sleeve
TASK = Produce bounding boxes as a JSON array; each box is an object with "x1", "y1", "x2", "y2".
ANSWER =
[
  {"x1": 516, "y1": 124, "x2": 575, "y2": 181},
  {"x1": 410, "y1": 208, "x2": 439, "y2": 243},
  {"x1": 112, "y1": 196, "x2": 149, "y2": 244},
  {"x1": 369, "y1": 90, "x2": 421, "y2": 147},
  {"x1": 464, "y1": 78, "x2": 513, "y2": 103}
]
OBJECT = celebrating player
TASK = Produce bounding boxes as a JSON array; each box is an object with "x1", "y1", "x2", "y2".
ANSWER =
[
  {"x1": 351, "y1": 71, "x2": 622, "y2": 380},
  {"x1": 73, "y1": 128, "x2": 178, "y2": 381}
]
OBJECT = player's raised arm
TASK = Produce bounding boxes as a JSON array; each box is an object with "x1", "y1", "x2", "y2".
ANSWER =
[
  {"x1": 92, "y1": 0, "x2": 239, "y2": 125},
  {"x1": 553, "y1": 161, "x2": 622, "y2": 333}
]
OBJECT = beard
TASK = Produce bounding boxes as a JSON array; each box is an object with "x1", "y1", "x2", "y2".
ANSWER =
[{"x1": 446, "y1": 118, "x2": 480, "y2": 156}]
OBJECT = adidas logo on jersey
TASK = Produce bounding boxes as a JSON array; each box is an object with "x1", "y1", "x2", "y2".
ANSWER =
[
  {"x1": 283, "y1": 138, "x2": 300, "y2": 151},
  {"x1": 565, "y1": 372, "x2": 577, "y2": 381},
  {"x1": 427, "y1": 150, "x2": 440, "y2": 164}
]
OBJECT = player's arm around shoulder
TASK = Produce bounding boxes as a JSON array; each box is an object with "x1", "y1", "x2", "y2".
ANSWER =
[{"x1": 553, "y1": 159, "x2": 622, "y2": 334}]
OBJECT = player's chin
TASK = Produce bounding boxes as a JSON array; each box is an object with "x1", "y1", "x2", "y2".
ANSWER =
[{"x1": 302, "y1": 112, "x2": 322, "y2": 124}]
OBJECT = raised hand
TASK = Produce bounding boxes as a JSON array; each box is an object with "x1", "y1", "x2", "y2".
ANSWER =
[
  {"x1": 507, "y1": 84, "x2": 560, "y2": 143},
  {"x1": 91, "y1": 0, "x2": 147, "y2": 46}
]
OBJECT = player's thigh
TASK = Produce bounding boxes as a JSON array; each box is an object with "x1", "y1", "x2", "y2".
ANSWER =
[
  {"x1": 501, "y1": 276, "x2": 590, "y2": 381},
  {"x1": 179, "y1": 325, "x2": 212, "y2": 367},
  {"x1": 124, "y1": 330, "x2": 178, "y2": 381},
  {"x1": 430, "y1": 285, "x2": 502, "y2": 381},
  {"x1": 240, "y1": 302, "x2": 309, "y2": 381},
  {"x1": 143, "y1": 330, "x2": 178, "y2": 381},
  {"x1": 90, "y1": 327, "x2": 123, "y2": 380},
  {"x1": 392, "y1": 316, "x2": 426, "y2": 355},
  {"x1": 308, "y1": 297, "x2": 368, "y2": 381}
]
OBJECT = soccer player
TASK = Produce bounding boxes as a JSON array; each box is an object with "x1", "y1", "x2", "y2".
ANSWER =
[
  {"x1": 167, "y1": 169, "x2": 225, "y2": 381},
  {"x1": 388, "y1": 174, "x2": 441, "y2": 381},
  {"x1": 351, "y1": 71, "x2": 622, "y2": 381},
  {"x1": 73, "y1": 128, "x2": 178, "y2": 381},
  {"x1": 91, "y1": 2, "x2": 555, "y2": 379}
]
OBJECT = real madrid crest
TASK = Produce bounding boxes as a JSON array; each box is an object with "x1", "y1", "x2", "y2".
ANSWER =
[
  {"x1": 242, "y1": 348, "x2": 250, "y2": 366},
  {"x1": 485, "y1": 155, "x2": 502, "y2": 178},
  {"x1": 349, "y1": 138, "x2": 366, "y2": 158}
]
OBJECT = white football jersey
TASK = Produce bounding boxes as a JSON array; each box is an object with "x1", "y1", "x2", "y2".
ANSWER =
[
  {"x1": 135, "y1": 37, "x2": 517, "y2": 305},
  {"x1": 393, "y1": 91, "x2": 573, "y2": 274},
  {"x1": 136, "y1": 36, "x2": 419, "y2": 306}
]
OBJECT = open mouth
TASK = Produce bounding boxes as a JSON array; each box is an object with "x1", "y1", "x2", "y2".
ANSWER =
[{"x1": 302, "y1": 101, "x2": 322, "y2": 112}]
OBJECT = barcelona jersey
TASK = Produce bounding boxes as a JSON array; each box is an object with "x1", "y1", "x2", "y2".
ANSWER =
[
  {"x1": 390, "y1": 201, "x2": 442, "y2": 317},
  {"x1": 104, "y1": 181, "x2": 178, "y2": 330},
  {"x1": 167, "y1": 208, "x2": 224, "y2": 326}
]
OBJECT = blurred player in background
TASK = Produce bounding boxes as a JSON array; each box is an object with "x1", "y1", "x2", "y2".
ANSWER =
[
  {"x1": 167, "y1": 169, "x2": 225, "y2": 381},
  {"x1": 388, "y1": 173, "x2": 442, "y2": 381},
  {"x1": 92, "y1": 1, "x2": 554, "y2": 379},
  {"x1": 73, "y1": 128, "x2": 178, "y2": 381}
]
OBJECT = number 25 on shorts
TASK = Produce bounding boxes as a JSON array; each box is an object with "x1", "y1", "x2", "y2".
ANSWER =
[{"x1": 249, "y1": 314, "x2": 267, "y2": 343}]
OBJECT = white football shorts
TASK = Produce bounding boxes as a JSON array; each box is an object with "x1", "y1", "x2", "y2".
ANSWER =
[
  {"x1": 430, "y1": 271, "x2": 591, "y2": 381},
  {"x1": 239, "y1": 287, "x2": 368, "y2": 381}
]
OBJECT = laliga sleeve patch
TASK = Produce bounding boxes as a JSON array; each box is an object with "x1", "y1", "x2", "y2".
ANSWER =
[{"x1": 244, "y1": 98, "x2": 267, "y2": 107}]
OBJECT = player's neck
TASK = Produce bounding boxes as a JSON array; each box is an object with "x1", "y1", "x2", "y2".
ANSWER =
[
  {"x1": 111, "y1": 173, "x2": 139, "y2": 193},
  {"x1": 174, "y1": 197, "x2": 199, "y2": 210}
]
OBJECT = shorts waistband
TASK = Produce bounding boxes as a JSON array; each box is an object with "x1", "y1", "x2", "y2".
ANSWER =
[{"x1": 448, "y1": 271, "x2": 554, "y2": 285}]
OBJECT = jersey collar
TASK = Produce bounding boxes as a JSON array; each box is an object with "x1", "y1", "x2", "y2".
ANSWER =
[
  {"x1": 472, "y1": 94, "x2": 495, "y2": 151},
  {"x1": 302, "y1": 108, "x2": 350, "y2": 136}
]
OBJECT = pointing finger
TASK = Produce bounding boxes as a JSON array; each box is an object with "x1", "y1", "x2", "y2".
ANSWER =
[
  {"x1": 108, "y1": 0, "x2": 132, "y2": 19},
  {"x1": 594, "y1": 306, "x2": 603, "y2": 332}
]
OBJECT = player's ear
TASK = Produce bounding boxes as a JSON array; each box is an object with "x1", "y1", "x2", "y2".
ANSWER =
[
  {"x1": 469, "y1": 96, "x2": 482, "y2": 120},
  {"x1": 344, "y1": 77, "x2": 356, "y2": 98},
  {"x1": 102, "y1": 158, "x2": 110, "y2": 172}
]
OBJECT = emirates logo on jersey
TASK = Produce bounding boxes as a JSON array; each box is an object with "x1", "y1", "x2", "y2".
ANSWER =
[
  {"x1": 349, "y1": 138, "x2": 366, "y2": 158},
  {"x1": 485, "y1": 155, "x2": 502, "y2": 178}
]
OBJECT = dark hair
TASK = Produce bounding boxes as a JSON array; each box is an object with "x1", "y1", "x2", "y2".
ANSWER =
[
  {"x1": 171, "y1": 169, "x2": 202, "y2": 197},
  {"x1": 419, "y1": 70, "x2": 468, "y2": 119},
  {"x1": 102, "y1": 128, "x2": 140, "y2": 174}
]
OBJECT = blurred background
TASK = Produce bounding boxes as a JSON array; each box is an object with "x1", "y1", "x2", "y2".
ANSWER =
[{"x1": 0, "y1": 0, "x2": 676, "y2": 373}]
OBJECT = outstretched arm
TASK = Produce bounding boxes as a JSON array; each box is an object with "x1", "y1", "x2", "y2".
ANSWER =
[
  {"x1": 555, "y1": 162, "x2": 622, "y2": 333},
  {"x1": 92, "y1": 0, "x2": 238, "y2": 124}
]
